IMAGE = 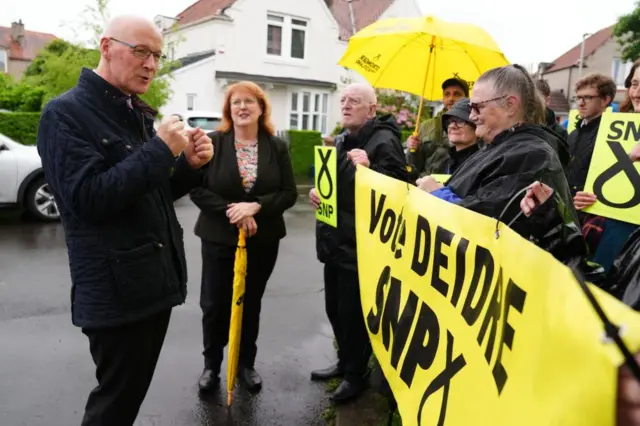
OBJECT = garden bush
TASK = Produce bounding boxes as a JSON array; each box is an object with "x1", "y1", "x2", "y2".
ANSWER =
[
  {"x1": 288, "y1": 130, "x2": 322, "y2": 177},
  {"x1": 0, "y1": 112, "x2": 41, "y2": 145}
]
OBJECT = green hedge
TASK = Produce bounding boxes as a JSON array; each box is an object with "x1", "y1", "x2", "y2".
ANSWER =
[
  {"x1": 400, "y1": 129, "x2": 413, "y2": 142},
  {"x1": 288, "y1": 130, "x2": 322, "y2": 177},
  {"x1": 0, "y1": 112, "x2": 41, "y2": 145}
]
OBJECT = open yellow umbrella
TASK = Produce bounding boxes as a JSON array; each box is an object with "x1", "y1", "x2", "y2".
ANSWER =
[
  {"x1": 338, "y1": 15, "x2": 510, "y2": 138},
  {"x1": 227, "y1": 228, "x2": 247, "y2": 407}
]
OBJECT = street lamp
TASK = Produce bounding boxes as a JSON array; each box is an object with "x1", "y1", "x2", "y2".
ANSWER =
[{"x1": 578, "y1": 32, "x2": 591, "y2": 80}]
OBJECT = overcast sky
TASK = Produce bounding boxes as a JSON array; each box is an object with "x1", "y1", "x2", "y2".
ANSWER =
[{"x1": 5, "y1": 0, "x2": 637, "y2": 65}]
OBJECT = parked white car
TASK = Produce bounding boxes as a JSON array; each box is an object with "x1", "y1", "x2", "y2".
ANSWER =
[
  {"x1": 0, "y1": 133, "x2": 59, "y2": 221},
  {"x1": 173, "y1": 110, "x2": 223, "y2": 133}
]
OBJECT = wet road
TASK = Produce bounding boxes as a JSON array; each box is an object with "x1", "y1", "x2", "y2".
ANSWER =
[{"x1": 0, "y1": 199, "x2": 334, "y2": 426}]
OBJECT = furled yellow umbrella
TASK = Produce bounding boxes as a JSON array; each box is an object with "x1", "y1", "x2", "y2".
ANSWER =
[
  {"x1": 338, "y1": 15, "x2": 510, "y2": 142},
  {"x1": 227, "y1": 228, "x2": 247, "y2": 407}
]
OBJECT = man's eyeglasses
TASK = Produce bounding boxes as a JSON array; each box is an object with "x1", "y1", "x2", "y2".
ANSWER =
[
  {"x1": 468, "y1": 95, "x2": 507, "y2": 114},
  {"x1": 571, "y1": 95, "x2": 600, "y2": 103},
  {"x1": 109, "y1": 38, "x2": 166, "y2": 62}
]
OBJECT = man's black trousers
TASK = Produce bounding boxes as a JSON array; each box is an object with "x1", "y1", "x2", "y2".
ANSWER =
[
  {"x1": 81, "y1": 309, "x2": 172, "y2": 426},
  {"x1": 324, "y1": 262, "x2": 372, "y2": 383}
]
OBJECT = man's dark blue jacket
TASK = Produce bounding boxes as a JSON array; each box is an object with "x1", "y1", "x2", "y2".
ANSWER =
[{"x1": 37, "y1": 68, "x2": 201, "y2": 329}]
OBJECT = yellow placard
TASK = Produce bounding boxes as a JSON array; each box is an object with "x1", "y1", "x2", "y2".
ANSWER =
[
  {"x1": 355, "y1": 166, "x2": 640, "y2": 426},
  {"x1": 315, "y1": 146, "x2": 337, "y2": 227},
  {"x1": 567, "y1": 109, "x2": 580, "y2": 134},
  {"x1": 583, "y1": 112, "x2": 640, "y2": 225}
]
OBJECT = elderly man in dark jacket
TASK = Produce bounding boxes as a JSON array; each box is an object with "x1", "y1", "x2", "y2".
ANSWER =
[
  {"x1": 308, "y1": 83, "x2": 408, "y2": 403},
  {"x1": 36, "y1": 15, "x2": 213, "y2": 426}
]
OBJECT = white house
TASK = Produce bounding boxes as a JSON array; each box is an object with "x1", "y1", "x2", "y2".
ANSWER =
[{"x1": 156, "y1": 0, "x2": 422, "y2": 134}]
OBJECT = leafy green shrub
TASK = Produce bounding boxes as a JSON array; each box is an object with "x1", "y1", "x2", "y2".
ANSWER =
[
  {"x1": 288, "y1": 130, "x2": 322, "y2": 177},
  {"x1": 400, "y1": 130, "x2": 413, "y2": 142},
  {"x1": 0, "y1": 112, "x2": 41, "y2": 145}
]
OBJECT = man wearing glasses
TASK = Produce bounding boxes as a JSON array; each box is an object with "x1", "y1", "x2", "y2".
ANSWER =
[
  {"x1": 565, "y1": 73, "x2": 637, "y2": 272},
  {"x1": 36, "y1": 15, "x2": 214, "y2": 426}
]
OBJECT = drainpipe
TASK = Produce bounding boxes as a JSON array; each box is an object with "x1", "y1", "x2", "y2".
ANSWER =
[
  {"x1": 578, "y1": 32, "x2": 590, "y2": 81},
  {"x1": 346, "y1": 0, "x2": 357, "y2": 36}
]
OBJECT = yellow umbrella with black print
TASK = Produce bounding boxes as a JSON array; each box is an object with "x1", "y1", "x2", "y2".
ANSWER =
[
  {"x1": 338, "y1": 15, "x2": 510, "y2": 141},
  {"x1": 227, "y1": 228, "x2": 247, "y2": 407}
]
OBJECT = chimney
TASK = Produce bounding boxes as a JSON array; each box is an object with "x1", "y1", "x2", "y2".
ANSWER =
[{"x1": 11, "y1": 20, "x2": 25, "y2": 47}]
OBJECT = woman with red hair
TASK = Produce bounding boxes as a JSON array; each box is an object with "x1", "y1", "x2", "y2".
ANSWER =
[{"x1": 190, "y1": 81, "x2": 297, "y2": 393}]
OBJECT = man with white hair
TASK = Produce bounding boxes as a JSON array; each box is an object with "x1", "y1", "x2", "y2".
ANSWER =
[
  {"x1": 36, "y1": 15, "x2": 213, "y2": 425},
  {"x1": 309, "y1": 82, "x2": 408, "y2": 403}
]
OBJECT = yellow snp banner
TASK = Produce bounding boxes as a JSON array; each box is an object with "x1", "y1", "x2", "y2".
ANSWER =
[
  {"x1": 315, "y1": 146, "x2": 337, "y2": 227},
  {"x1": 355, "y1": 166, "x2": 640, "y2": 426},
  {"x1": 583, "y1": 112, "x2": 640, "y2": 225}
]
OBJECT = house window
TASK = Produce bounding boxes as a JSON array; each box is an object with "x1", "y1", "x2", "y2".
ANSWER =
[
  {"x1": 612, "y1": 58, "x2": 633, "y2": 88},
  {"x1": 266, "y1": 13, "x2": 307, "y2": 60},
  {"x1": 0, "y1": 49, "x2": 7, "y2": 73},
  {"x1": 167, "y1": 42, "x2": 176, "y2": 61},
  {"x1": 289, "y1": 91, "x2": 329, "y2": 133},
  {"x1": 187, "y1": 93, "x2": 196, "y2": 111},
  {"x1": 267, "y1": 14, "x2": 283, "y2": 56}
]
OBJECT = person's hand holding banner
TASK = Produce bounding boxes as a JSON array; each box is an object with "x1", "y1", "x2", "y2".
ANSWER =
[
  {"x1": 574, "y1": 191, "x2": 598, "y2": 210},
  {"x1": 347, "y1": 149, "x2": 370, "y2": 168},
  {"x1": 309, "y1": 188, "x2": 320, "y2": 209},
  {"x1": 416, "y1": 176, "x2": 443, "y2": 193}
]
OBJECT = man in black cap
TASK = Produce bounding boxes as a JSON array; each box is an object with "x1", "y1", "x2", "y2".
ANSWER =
[{"x1": 406, "y1": 77, "x2": 469, "y2": 182}]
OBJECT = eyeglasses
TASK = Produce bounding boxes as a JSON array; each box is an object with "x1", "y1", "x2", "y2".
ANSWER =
[
  {"x1": 571, "y1": 95, "x2": 600, "y2": 103},
  {"x1": 468, "y1": 95, "x2": 507, "y2": 114},
  {"x1": 446, "y1": 118, "x2": 469, "y2": 128},
  {"x1": 231, "y1": 98, "x2": 258, "y2": 108},
  {"x1": 109, "y1": 38, "x2": 166, "y2": 62}
]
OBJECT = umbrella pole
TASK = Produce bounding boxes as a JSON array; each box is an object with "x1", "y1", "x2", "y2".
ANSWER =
[{"x1": 410, "y1": 36, "x2": 436, "y2": 152}]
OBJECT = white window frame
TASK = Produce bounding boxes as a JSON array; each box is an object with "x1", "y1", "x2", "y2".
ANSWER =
[
  {"x1": 288, "y1": 90, "x2": 330, "y2": 134},
  {"x1": 266, "y1": 13, "x2": 308, "y2": 61},
  {"x1": 612, "y1": 57, "x2": 633, "y2": 89},
  {"x1": 0, "y1": 49, "x2": 7, "y2": 73},
  {"x1": 186, "y1": 93, "x2": 196, "y2": 111}
]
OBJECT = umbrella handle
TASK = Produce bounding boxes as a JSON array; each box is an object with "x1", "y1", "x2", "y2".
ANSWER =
[
  {"x1": 409, "y1": 36, "x2": 435, "y2": 153},
  {"x1": 238, "y1": 228, "x2": 246, "y2": 247}
]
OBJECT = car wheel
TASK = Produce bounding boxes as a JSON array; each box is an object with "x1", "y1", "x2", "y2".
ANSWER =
[{"x1": 25, "y1": 177, "x2": 60, "y2": 222}]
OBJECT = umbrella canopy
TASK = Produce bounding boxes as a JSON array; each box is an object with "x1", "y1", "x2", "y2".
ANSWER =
[
  {"x1": 227, "y1": 228, "x2": 247, "y2": 407},
  {"x1": 338, "y1": 15, "x2": 510, "y2": 101}
]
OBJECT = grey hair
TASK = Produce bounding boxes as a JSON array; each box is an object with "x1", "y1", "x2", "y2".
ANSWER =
[
  {"x1": 476, "y1": 64, "x2": 546, "y2": 125},
  {"x1": 344, "y1": 83, "x2": 377, "y2": 105}
]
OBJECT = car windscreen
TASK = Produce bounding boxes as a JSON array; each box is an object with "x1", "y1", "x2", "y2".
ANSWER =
[{"x1": 187, "y1": 117, "x2": 222, "y2": 131}]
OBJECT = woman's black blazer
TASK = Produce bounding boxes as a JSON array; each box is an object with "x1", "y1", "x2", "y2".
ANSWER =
[{"x1": 190, "y1": 129, "x2": 298, "y2": 246}]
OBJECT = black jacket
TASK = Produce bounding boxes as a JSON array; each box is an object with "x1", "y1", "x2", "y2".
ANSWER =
[
  {"x1": 446, "y1": 124, "x2": 586, "y2": 264},
  {"x1": 546, "y1": 107, "x2": 569, "y2": 144},
  {"x1": 190, "y1": 130, "x2": 297, "y2": 246},
  {"x1": 446, "y1": 143, "x2": 479, "y2": 174},
  {"x1": 316, "y1": 115, "x2": 408, "y2": 270},
  {"x1": 36, "y1": 68, "x2": 201, "y2": 329},
  {"x1": 567, "y1": 115, "x2": 602, "y2": 196}
]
